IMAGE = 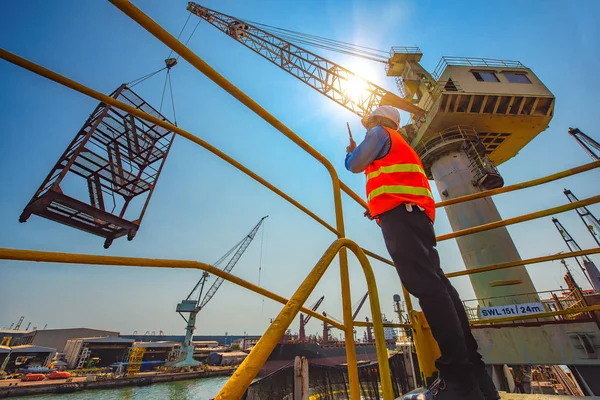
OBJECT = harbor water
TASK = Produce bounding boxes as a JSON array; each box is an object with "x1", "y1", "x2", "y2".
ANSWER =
[{"x1": 15, "y1": 376, "x2": 230, "y2": 400}]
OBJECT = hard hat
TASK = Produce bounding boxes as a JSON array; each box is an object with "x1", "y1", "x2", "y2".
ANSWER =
[{"x1": 361, "y1": 106, "x2": 400, "y2": 130}]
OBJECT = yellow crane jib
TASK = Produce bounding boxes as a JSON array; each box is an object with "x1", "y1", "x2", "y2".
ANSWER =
[{"x1": 185, "y1": 2, "x2": 425, "y2": 119}]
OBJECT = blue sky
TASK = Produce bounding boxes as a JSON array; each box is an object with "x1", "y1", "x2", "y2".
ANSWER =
[{"x1": 1, "y1": 0, "x2": 599, "y2": 338}]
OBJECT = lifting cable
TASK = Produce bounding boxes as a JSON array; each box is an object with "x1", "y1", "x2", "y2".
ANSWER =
[
  {"x1": 240, "y1": 18, "x2": 390, "y2": 63},
  {"x1": 126, "y1": 12, "x2": 202, "y2": 125},
  {"x1": 258, "y1": 219, "x2": 267, "y2": 312}
]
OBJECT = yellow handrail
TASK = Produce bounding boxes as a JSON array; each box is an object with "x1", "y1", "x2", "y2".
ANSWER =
[
  {"x1": 0, "y1": 248, "x2": 343, "y2": 330},
  {"x1": 1, "y1": 0, "x2": 599, "y2": 394},
  {"x1": 436, "y1": 161, "x2": 600, "y2": 208},
  {"x1": 0, "y1": 240, "x2": 395, "y2": 400},
  {"x1": 470, "y1": 305, "x2": 600, "y2": 326},
  {"x1": 446, "y1": 248, "x2": 600, "y2": 278},
  {"x1": 220, "y1": 238, "x2": 392, "y2": 399},
  {"x1": 438, "y1": 195, "x2": 600, "y2": 241}
]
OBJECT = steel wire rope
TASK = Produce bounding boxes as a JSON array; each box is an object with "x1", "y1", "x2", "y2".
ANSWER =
[
  {"x1": 167, "y1": 12, "x2": 191, "y2": 59},
  {"x1": 258, "y1": 219, "x2": 266, "y2": 312},
  {"x1": 243, "y1": 18, "x2": 389, "y2": 57},
  {"x1": 262, "y1": 33, "x2": 388, "y2": 63}
]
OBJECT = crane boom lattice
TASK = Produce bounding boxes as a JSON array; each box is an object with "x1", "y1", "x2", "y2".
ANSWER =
[
  {"x1": 199, "y1": 215, "x2": 268, "y2": 309},
  {"x1": 563, "y1": 189, "x2": 600, "y2": 247},
  {"x1": 552, "y1": 217, "x2": 600, "y2": 291},
  {"x1": 569, "y1": 127, "x2": 600, "y2": 161},
  {"x1": 186, "y1": 2, "x2": 424, "y2": 118}
]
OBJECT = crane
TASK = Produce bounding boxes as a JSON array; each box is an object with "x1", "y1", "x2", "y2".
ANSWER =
[
  {"x1": 186, "y1": 3, "x2": 424, "y2": 119},
  {"x1": 563, "y1": 189, "x2": 600, "y2": 247},
  {"x1": 568, "y1": 127, "x2": 600, "y2": 161},
  {"x1": 298, "y1": 296, "x2": 324, "y2": 342},
  {"x1": 552, "y1": 217, "x2": 600, "y2": 292},
  {"x1": 172, "y1": 216, "x2": 268, "y2": 367},
  {"x1": 352, "y1": 291, "x2": 369, "y2": 320},
  {"x1": 14, "y1": 316, "x2": 24, "y2": 330}
]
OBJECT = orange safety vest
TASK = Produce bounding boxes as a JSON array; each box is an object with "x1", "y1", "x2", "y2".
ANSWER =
[{"x1": 365, "y1": 127, "x2": 436, "y2": 222}]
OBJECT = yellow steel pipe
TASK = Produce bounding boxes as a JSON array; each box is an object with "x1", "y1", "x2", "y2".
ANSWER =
[
  {"x1": 436, "y1": 161, "x2": 600, "y2": 208},
  {"x1": 353, "y1": 321, "x2": 411, "y2": 328},
  {"x1": 217, "y1": 239, "x2": 394, "y2": 400},
  {"x1": 0, "y1": 248, "x2": 344, "y2": 331},
  {"x1": 470, "y1": 305, "x2": 600, "y2": 326},
  {"x1": 0, "y1": 43, "x2": 398, "y2": 396},
  {"x1": 106, "y1": 1, "x2": 364, "y2": 395},
  {"x1": 438, "y1": 195, "x2": 600, "y2": 241},
  {"x1": 0, "y1": 48, "x2": 337, "y2": 238},
  {"x1": 446, "y1": 248, "x2": 600, "y2": 278}
]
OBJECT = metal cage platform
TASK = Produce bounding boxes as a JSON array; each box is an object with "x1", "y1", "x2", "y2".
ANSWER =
[{"x1": 19, "y1": 84, "x2": 175, "y2": 248}]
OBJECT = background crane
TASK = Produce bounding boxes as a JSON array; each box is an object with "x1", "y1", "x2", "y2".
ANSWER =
[
  {"x1": 563, "y1": 189, "x2": 600, "y2": 247},
  {"x1": 298, "y1": 295, "x2": 324, "y2": 342},
  {"x1": 172, "y1": 216, "x2": 268, "y2": 366},
  {"x1": 569, "y1": 127, "x2": 600, "y2": 161},
  {"x1": 186, "y1": 2, "x2": 424, "y2": 119},
  {"x1": 552, "y1": 217, "x2": 599, "y2": 291}
]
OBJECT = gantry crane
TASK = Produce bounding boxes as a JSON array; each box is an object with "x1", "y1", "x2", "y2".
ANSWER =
[
  {"x1": 298, "y1": 296, "x2": 324, "y2": 342},
  {"x1": 172, "y1": 216, "x2": 268, "y2": 366},
  {"x1": 569, "y1": 128, "x2": 600, "y2": 161},
  {"x1": 563, "y1": 189, "x2": 600, "y2": 247},
  {"x1": 552, "y1": 217, "x2": 600, "y2": 292},
  {"x1": 186, "y1": 2, "x2": 424, "y2": 119}
]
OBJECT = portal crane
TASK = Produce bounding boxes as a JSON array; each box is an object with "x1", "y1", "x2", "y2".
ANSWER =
[
  {"x1": 298, "y1": 296, "x2": 324, "y2": 342},
  {"x1": 569, "y1": 127, "x2": 600, "y2": 161},
  {"x1": 173, "y1": 216, "x2": 268, "y2": 366},
  {"x1": 563, "y1": 189, "x2": 600, "y2": 247},
  {"x1": 186, "y1": 2, "x2": 424, "y2": 119},
  {"x1": 552, "y1": 217, "x2": 600, "y2": 291},
  {"x1": 14, "y1": 316, "x2": 24, "y2": 330}
]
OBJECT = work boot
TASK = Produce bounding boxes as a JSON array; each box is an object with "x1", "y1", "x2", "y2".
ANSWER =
[
  {"x1": 475, "y1": 368, "x2": 500, "y2": 400},
  {"x1": 401, "y1": 376, "x2": 484, "y2": 400}
]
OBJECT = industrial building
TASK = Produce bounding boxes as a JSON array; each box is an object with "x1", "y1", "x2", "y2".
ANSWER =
[
  {"x1": 1, "y1": 345, "x2": 56, "y2": 373},
  {"x1": 1, "y1": 327, "x2": 119, "y2": 352},
  {"x1": 64, "y1": 337, "x2": 134, "y2": 369},
  {"x1": 133, "y1": 341, "x2": 179, "y2": 363}
]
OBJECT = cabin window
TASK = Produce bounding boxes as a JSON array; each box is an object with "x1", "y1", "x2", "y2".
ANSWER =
[
  {"x1": 472, "y1": 71, "x2": 499, "y2": 82},
  {"x1": 503, "y1": 72, "x2": 531, "y2": 83}
]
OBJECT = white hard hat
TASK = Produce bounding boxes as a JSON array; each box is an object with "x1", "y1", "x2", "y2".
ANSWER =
[{"x1": 361, "y1": 106, "x2": 400, "y2": 130}]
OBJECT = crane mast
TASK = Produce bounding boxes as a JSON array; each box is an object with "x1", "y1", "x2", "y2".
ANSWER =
[
  {"x1": 186, "y1": 2, "x2": 424, "y2": 118},
  {"x1": 172, "y1": 216, "x2": 268, "y2": 367}
]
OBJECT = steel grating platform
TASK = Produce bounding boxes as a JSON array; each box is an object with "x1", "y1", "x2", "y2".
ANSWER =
[{"x1": 20, "y1": 84, "x2": 175, "y2": 248}]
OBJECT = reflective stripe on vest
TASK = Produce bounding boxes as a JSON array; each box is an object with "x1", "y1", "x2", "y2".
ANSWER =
[
  {"x1": 366, "y1": 164, "x2": 426, "y2": 181},
  {"x1": 367, "y1": 184, "x2": 433, "y2": 202}
]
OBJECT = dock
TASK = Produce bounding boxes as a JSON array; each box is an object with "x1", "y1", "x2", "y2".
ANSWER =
[{"x1": 0, "y1": 367, "x2": 234, "y2": 398}]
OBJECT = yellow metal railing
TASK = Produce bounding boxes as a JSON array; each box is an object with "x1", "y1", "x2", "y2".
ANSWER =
[{"x1": 1, "y1": 0, "x2": 600, "y2": 398}]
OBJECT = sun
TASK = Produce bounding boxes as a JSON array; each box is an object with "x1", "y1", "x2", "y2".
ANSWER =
[
  {"x1": 346, "y1": 75, "x2": 369, "y2": 101},
  {"x1": 342, "y1": 60, "x2": 380, "y2": 104}
]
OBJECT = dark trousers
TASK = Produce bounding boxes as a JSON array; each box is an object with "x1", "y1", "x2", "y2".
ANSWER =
[{"x1": 379, "y1": 205, "x2": 485, "y2": 379}]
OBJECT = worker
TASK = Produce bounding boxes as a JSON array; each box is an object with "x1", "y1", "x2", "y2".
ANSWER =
[{"x1": 345, "y1": 106, "x2": 499, "y2": 400}]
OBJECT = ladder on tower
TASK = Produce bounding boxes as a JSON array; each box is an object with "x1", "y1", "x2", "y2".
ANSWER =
[{"x1": 462, "y1": 140, "x2": 504, "y2": 190}]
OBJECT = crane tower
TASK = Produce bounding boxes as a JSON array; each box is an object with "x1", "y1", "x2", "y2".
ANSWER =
[
  {"x1": 187, "y1": 4, "x2": 555, "y2": 306},
  {"x1": 172, "y1": 216, "x2": 267, "y2": 367}
]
